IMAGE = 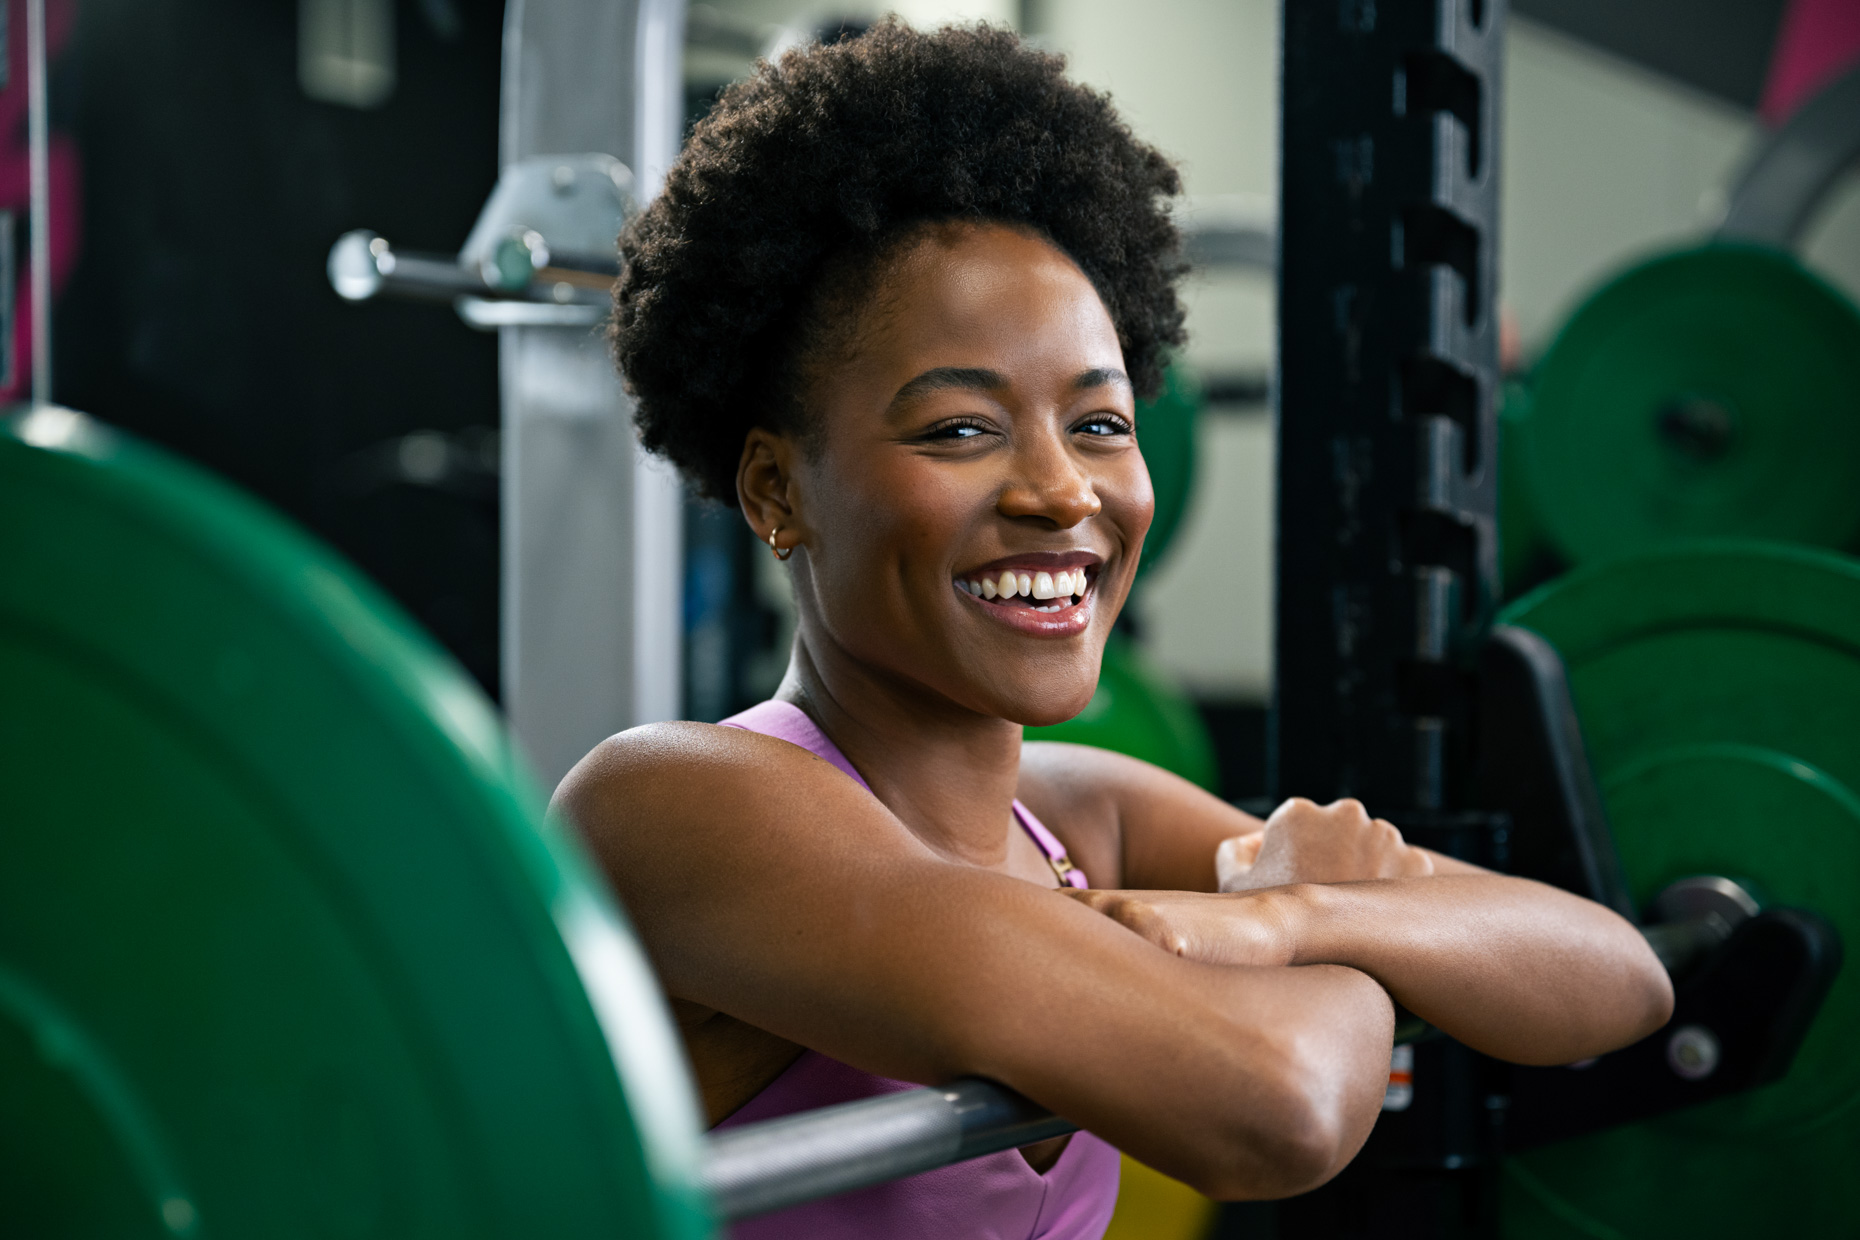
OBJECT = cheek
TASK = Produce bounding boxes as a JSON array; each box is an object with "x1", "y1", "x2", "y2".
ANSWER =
[
  {"x1": 804, "y1": 453, "x2": 978, "y2": 593},
  {"x1": 1106, "y1": 453, "x2": 1157, "y2": 552}
]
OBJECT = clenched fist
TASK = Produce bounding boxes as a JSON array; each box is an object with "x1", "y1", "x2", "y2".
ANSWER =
[{"x1": 1217, "y1": 798, "x2": 1433, "y2": 892}]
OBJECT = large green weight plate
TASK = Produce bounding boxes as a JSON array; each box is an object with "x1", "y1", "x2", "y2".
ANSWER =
[
  {"x1": 0, "y1": 409, "x2": 709, "y2": 1239},
  {"x1": 1497, "y1": 540, "x2": 1860, "y2": 1239},
  {"x1": 1517, "y1": 245, "x2": 1860, "y2": 568}
]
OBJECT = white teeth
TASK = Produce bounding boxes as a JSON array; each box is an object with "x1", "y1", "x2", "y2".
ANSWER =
[{"x1": 969, "y1": 568, "x2": 1089, "y2": 604}]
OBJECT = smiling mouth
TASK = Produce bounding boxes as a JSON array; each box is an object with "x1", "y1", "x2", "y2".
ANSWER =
[{"x1": 954, "y1": 566, "x2": 1091, "y2": 614}]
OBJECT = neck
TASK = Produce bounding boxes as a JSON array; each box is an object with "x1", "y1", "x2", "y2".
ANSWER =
[{"x1": 777, "y1": 626, "x2": 1024, "y2": 868}]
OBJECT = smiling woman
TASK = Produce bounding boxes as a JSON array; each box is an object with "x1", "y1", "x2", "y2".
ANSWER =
[{"x1": 560, "y1": 20, "x2": 1674, "y2": 1240}]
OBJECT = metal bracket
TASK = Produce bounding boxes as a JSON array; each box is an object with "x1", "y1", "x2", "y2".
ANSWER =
[{"x1": 326, "y1": 154, "x2": 632, "y2": 330}]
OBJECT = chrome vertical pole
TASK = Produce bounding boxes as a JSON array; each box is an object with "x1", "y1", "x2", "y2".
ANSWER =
[
  {"x1": 497, "y1": 0, "x2": 688, "y2": 789},
  {"x1": 26, "y1": 0, "x2": 51, "y2": 406}
]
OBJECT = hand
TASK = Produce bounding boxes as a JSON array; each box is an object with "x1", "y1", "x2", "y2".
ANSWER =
[
  {"x1": 1217, "y1": 798, "x2": 1433, "y2": 892},
  {"x1": 1064, "y1": 888, "x2": 1294, "y2": 967}
]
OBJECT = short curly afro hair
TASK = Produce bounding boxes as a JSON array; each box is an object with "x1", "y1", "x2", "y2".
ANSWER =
[{"x1": 612, "y1": 19, "x2": 1187, "y2": 504}]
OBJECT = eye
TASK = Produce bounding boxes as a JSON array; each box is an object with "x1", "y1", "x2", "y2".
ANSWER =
[
  {"x1": 920, "y1": 417, "x2": 994, "y2": 443},
  {"x1": 1075, "y1": 413, "x2": 1135, "y2": 438}
]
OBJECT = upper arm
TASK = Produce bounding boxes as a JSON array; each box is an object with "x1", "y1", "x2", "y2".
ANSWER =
[{"x1": 1018, "y1": 741, "x2": 1264, "y2": 892}]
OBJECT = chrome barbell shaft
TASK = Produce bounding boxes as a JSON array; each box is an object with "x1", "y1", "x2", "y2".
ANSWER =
[{"x1": 701, "y1": 1077, "x2": 1074, "y2": 1222}]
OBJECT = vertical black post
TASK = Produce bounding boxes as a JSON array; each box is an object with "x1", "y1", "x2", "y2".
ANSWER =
[
  {"x1": 1266, "y1": 2, "x2": 1507, "y2": 1236},
  {"x1": 1274, "y1": 0, "x2": 1503, "y2": 814}
]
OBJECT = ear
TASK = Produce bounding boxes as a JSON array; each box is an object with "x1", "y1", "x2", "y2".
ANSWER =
[{"x1": 736, "y1": 427, "x2": 804, "y2": 555}]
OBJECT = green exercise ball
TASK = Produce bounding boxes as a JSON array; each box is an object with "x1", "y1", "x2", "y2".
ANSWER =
[
  {"x1": 1025, "y1": 632, "x2": 1218, "y2": 792},
  {"x1": 1511, "y1": 244, "x2": 1860, "y2": 570},
  {"x1": 0, "y1": 408, "x2": 709, "y2": 1240},
  {"x1": 1498, "y1": 539, "x2": 1860, "y2": 1239}
]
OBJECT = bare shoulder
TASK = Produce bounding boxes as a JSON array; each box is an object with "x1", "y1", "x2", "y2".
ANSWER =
[
  {"x1": 1015, "y1": 741, "x2": 1154, "y2": 888},
  {"x1": 553, "y1": 720, "x2": 927, "y2": 878},
  {"x1": 1019, "y1": 740, "x2": 1262, "y2": 892},
  {"x1": 555, "y1": 720, "x2": 857, "y2": 827}
]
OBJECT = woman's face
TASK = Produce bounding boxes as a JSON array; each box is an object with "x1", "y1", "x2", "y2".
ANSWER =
[{"x1": 756, "y1": 221, "x2": 1154, "y2": 725}]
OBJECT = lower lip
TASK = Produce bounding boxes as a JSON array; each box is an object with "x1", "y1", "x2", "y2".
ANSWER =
[{"x1": 957, "y1": 584, "x2": 1095, "y2": 636}]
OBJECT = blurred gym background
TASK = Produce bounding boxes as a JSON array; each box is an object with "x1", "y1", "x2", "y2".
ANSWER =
[{"x1": 19, "y1": 2, "x2": 1860, "y2": 1237}]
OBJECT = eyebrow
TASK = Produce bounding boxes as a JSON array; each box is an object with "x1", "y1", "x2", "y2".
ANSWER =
[
  {"x1": 887, "y1": 367, "x2": 1008, "y2": 408},
  {"x1": 1074, "y1": 367, "x2": 1131, "y2": 391},
  {"x1": 887, "y1": 365, "x2": 1131, "y2": 410}
]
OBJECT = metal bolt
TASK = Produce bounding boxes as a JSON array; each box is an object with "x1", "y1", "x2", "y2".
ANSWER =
[
  {"x1": 397, "y1": 432, "x2": 450, "y2": 485},
  {"x1": 1666, "y1": 1024, "x2": 1721, "y2": 1081},
  {"x1": 161, "y1": 1196, "x2": 197, "y2": 1234}
]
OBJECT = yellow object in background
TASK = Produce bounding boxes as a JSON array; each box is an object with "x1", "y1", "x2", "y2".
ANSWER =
[{"x1": 1104, "y1": 1154, "x2": 1217, "y2": 1240}]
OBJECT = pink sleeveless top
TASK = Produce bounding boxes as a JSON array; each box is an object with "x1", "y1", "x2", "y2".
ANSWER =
[{"x1": 715, "y1": 700, "x2": 1123, "y2": 1240}]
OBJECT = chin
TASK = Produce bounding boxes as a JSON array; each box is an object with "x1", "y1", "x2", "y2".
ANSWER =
[{"x1": 1002, "y1": 686, "x2": 1099, "y2": 729}]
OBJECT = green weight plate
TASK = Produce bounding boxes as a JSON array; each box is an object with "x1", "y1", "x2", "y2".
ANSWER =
[
  {"x1": 1135, "y1": 361, "x2": 1201, "y2": 580},
  {"x1": 1517, "y1": 245, "x2": 1860, "y2": 567},
  {"x1": 0, "y1": 408, "x2": 709, "y2": 1240},
  {"x1": 1497, "y1": 539, "x2": 1860, "y2": 1239},
  {"x1": 1025, "y1": 632, "x2": 1218, "y2": 791}
]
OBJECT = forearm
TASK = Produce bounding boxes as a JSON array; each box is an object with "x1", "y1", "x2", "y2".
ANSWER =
[
  {"x1": 1273, "y1": 877, "x2": 1673, "y2": 1064},
  {"x1": 996, "y1": 958, "x2": 1395, "y2": 1201}
]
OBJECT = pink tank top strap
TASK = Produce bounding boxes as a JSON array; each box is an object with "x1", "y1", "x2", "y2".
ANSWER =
[
  {"x1": 1013, "y1": 801, "x2": 1089, "y2": 890},
  {"x1": 718, "y1": 699, "x2": 870, "y2": 790}
]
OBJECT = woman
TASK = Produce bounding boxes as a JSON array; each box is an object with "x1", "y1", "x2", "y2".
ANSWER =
[{"x1": 558, "y1": 21, "x2": 1671, "y2": 1239}]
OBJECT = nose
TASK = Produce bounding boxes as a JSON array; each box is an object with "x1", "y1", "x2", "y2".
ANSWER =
[{"x1": 996, "y1": 427, "x2": 1102, "y2": 529}]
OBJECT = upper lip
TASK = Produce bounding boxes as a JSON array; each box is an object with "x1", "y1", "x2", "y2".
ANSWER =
[{"x1": 956, "y1": 551, "x2": 1104, "y2": 577}]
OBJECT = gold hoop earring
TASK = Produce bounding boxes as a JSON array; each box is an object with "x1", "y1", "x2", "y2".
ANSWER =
[{"x1": 768, "y1": 527, "x2": 794, "y2": 562}]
